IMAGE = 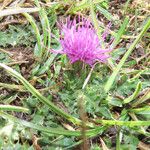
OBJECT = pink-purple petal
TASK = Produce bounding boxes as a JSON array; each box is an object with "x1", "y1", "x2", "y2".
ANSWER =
[{"x1": 52, "y1": 17, "x2": 112, "y2": 66}]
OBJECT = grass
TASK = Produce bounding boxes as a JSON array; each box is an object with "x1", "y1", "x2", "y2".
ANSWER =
[{"x1": 0, "y1": 0, "x2": 150, "y2": 149}]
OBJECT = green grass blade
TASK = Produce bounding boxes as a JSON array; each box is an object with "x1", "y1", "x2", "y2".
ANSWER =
[
  {"x1": 0, "y1": 111, "x2": 81, "y2": 136},
  {"x1": 110, "y1": 17, "x2": 129, "y2": 49},
  {"x1": 95, "y1": 119, "x2": 150, "y2": 127},
  {"x1": 90, "y1": 0, "x2": 104, "y2": 48},
  {"x1": 35, "y1": 0, "x2": 51, "y2": 60},
  {"x1": 23, "y1": 13, "x2": 43, "y2": 58},
  {"x1": 37, "y1": 53, "x2": 57, "y2": 75},
  {"x1": 0, "y1": 63, "x2": 81, "y2": 125},
  {"x1": 104, "y1": 18, "x2": 150, "y2": 93},
  {"x1": 132, "y1": 89, "x2": 150, "y2": 107},
  {"x1": 123, "y1": 82, "x2": 142, "y2": 104},
  {"x1": 0, "y1": 105, "x2": 29, "y2": 113},
  {"x1": 0, "y1": 82, "x2": 25, "y2": 92},
  {"x1": 0, "y1": 112, "x2": 105, "y2": 137},
  {"x1": 116, "y1": 130, "x2": 121, "y2": 150},
  {"x1": 69, "y1": 0, "x2": 105, "y2": 13},
  {"x1": 42, "y1": 8, "x2": 51, "y2": 59},
  {"x1": 130, "y1": 107, "x2": 150, "y2": 115},
  {"x1": 96, "y1": 5, "x2": 115, "y2": 21},
  {"x1": 122, "y1": 0, "x2": 131, "y2": 15},
  {"x1": 108, "y1": 17, "x2": 129, "y2": 68}
]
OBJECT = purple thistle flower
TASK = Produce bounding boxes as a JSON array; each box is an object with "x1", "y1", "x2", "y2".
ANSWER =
[{"x1": 53, "y1": 17, "x2": 112, "y2": 66}]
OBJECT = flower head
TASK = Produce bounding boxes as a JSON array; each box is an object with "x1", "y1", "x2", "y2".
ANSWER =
[{"x1": 53, "y1": 17, "x2": 112, "y2": 66}]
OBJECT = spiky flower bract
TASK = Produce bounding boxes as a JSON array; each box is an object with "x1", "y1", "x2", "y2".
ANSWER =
[{"x1": 53, "y1": 17, "x2": 112, "y2": 66}]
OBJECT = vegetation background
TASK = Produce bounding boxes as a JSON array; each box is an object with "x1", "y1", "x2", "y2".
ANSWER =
[{"x1": 0, "y1": 0, "x2": 150, "y2": 149}]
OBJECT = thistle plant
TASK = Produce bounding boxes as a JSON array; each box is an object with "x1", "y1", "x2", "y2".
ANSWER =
[{"x1": 52, "y1": 17, "x2": 112, "y2": 66}]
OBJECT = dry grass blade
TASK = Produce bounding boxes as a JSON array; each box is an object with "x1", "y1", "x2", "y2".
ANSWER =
[
  {"x1": 138, "y1": 141, "x2": 150, "y2": 150},
  {"x1": 0, "y1": 0, "x2": 13, "y2": 10},
  {"x1": 0, "y1": 7, "x2": 39, "y2": 17},
  {"x1": 100, "y1": 138, "x2": 110, "y2": 150}
]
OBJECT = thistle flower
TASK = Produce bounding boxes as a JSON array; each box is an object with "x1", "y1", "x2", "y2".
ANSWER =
[{"x1": 53, "y1": 17, "x2": 112, "y2": 66}]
